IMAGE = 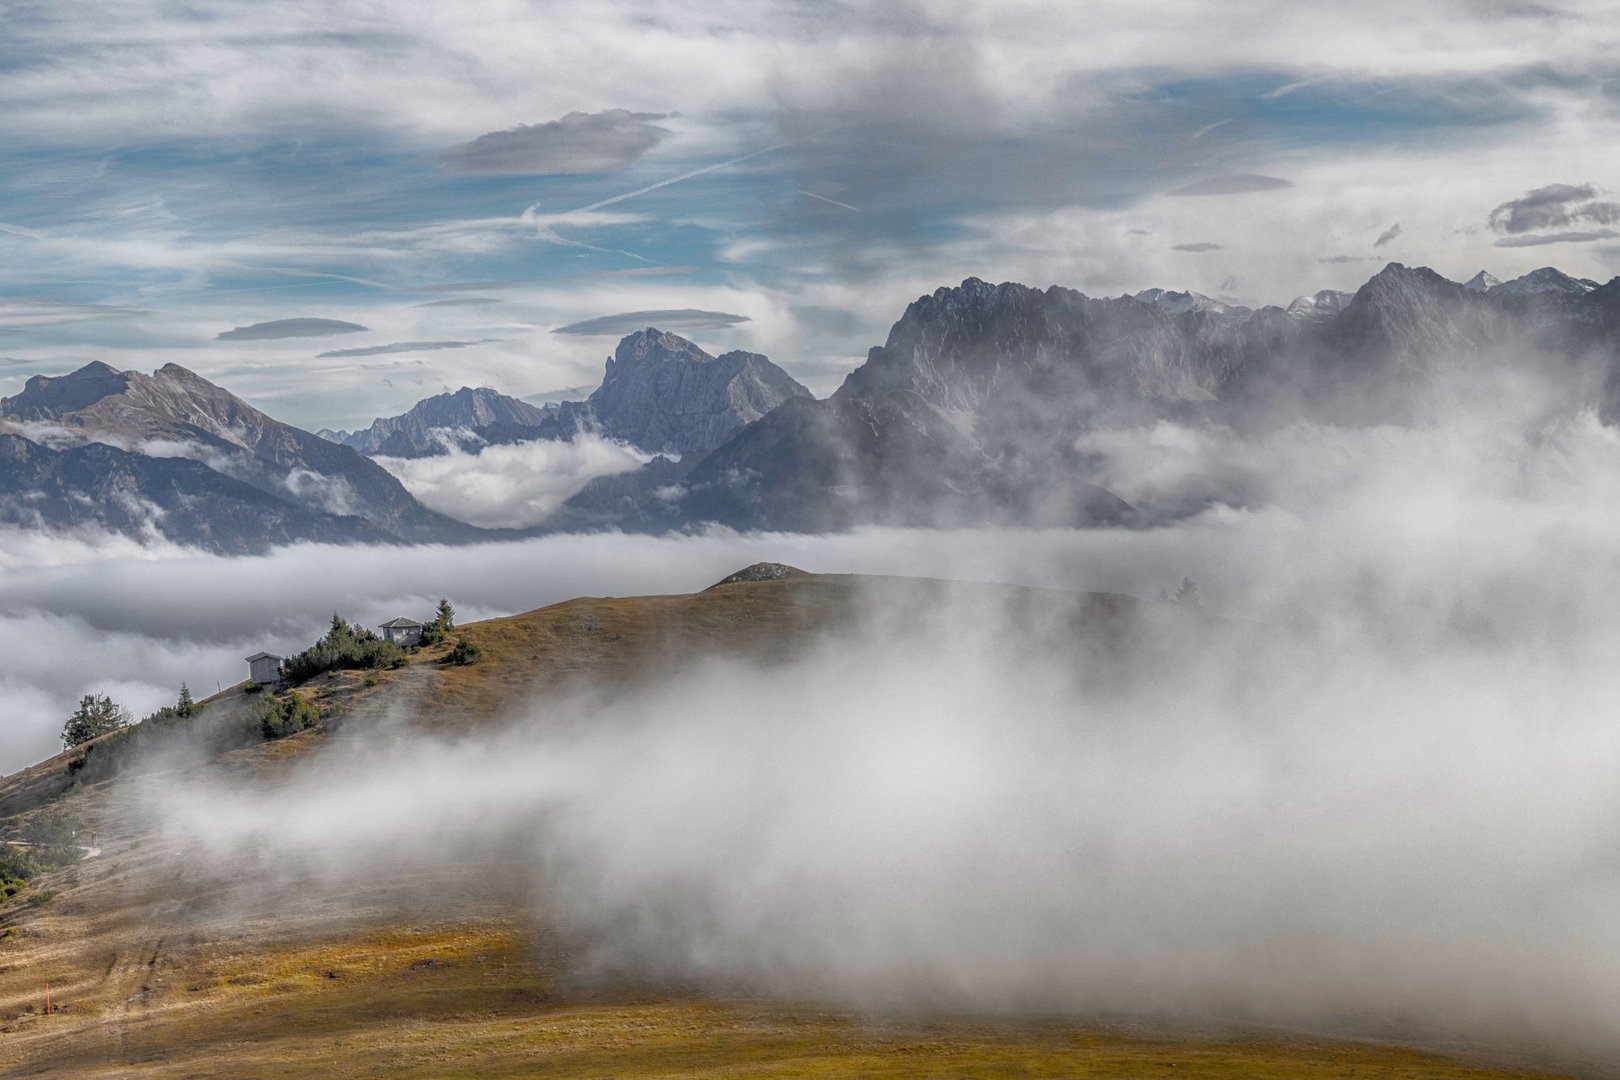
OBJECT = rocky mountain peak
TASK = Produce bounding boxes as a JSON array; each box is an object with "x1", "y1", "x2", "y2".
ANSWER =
[
  {"x1": 585, "y1": 329, "x2": 811, "y2": 455},
  {"x1": 609, "y1": 328, "x2": 717, "y2": 370},
  {"x1": 2, "y1": 361, "x2": 133, "y2": 418},
  {"x1": 1136, "y1": 288, "x2": 1246, "y2": 317},
  {"x1": 1463, "y1": 270, "x2": 1501, "y2": 292},
  {"x1": 1285, "y1": 290, "x2": 1353, "y2": 320},
  {"x1": 329, "y1": 386, "x2": 549, "y2": 457},
  {"x1": 1492, "y1": 267, "x2": 1597, "y2": 296}
]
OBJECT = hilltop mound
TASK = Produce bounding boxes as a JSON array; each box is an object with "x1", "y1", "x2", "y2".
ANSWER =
[{"x1": 708, "y1": 561, "x2": 810, "y2": 587}]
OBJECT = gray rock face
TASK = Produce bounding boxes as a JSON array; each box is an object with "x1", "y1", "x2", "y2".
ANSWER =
[
  {"x1": 834, "y1": 276, "x2": 1289, "y2": 416},
  {"x1": 561, "y1": 263, "x2": 1620, "y2": 534},
  {"x1": 330, "y1": 386, "x2": 549, "y2": 457},
  {"x1": 0, "y1": 361, "x2": 485, "y2": 546},
  {"x1": 584, "y1": 329, "x2": 812, "y2": 455}
]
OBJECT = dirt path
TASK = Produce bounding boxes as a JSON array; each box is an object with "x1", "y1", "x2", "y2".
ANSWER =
[{"x1": 1, "y1": 839, "x2": 101, "y2": 859}]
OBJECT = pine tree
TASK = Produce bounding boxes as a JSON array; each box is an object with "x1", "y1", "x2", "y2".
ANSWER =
[
  {"x1": 1172, "y1": 576, "x2": 1202, "y2": 609},
  {"x1": 435, "y1": 598, "x2": 455, "y2": 630},
  {"x1": 177, "y1": 683, "x2": 196, "y2": 717},
  {"x1": 61, "y1": 694, "x2": 132, "y2": 748}
]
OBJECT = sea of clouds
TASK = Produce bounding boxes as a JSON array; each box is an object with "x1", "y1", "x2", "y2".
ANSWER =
[{"x1": 8, "y1": 397, "x2": 1620, "y2": 1060}]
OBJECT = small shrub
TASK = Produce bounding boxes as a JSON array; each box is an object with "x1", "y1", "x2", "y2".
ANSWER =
[
  {"x1": 364, "y1": 674, "x2": 379, "y2": 687},
  {"x1": 443, "y1": 637, "x2": 481, "y2": 666},
  {"x1": 257, "y1": 694, "x2": 323, "y2": 740},
  {"x1": 26, "y1": 888, "x2": 56, "y2": 907}
]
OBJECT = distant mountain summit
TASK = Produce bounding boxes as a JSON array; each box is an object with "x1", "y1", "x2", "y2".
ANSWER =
[
  {"x1": 326, "y1": 386, "x2": 548, "y2": 457},
  {"x1": 1286, "y1": 290, "x2": 1353, "y2": 320},
  {"x1": 1463, "y1": 270, "x2": 1501, "y2": 292},
  {"x1": 1134, "y1": 288, "x2": 1248, "y2": 318},
  {"x1": 332, "y1": 329, "x2": 811, "y2": 461},
  {"x1": 1, "y1": 361, "x2": 485, "y2": 549},
  {"x1": 583, "y1": 329, "x2": 811, "y2": 455},
  {"x1": 1491, "y1": 266, "x2": 1599, "y2": 296}
]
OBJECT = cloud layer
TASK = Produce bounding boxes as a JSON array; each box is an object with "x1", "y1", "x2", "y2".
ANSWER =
[
  {"x1": 1488, "y1": 182, "x2": 1620, "y2": 234},
  {"x1": 441, "y1": 110, "x2": 673, "y2": 175},
  {"x1": 374, "y1": 435, "x2": 649, "y2": 528},
  {"x1": 110, "y1": 395, "x2": 1620, "y2": 1055},
  {"x1": 217, "y1": 318, "x2": 369, "y2": 341},
  {"x1": 553, "y1": 309, "x2": 752, "y2": 336}
]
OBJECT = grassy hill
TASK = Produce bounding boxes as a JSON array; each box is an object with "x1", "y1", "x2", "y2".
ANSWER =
[{"x1": 0, "y1": 568, "x2": 1587, "y2": 1078}]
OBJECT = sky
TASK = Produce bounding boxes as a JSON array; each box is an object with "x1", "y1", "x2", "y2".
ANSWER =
[{"x1": 2, "y1": 1, "x2": 1620, "y2": 428}]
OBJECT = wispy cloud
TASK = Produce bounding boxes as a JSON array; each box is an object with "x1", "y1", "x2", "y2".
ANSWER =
[
  {"x1": 217, "y1": 318, "x2": 368, "y2": 341},
  {"x1": 316, "y1": 338, "x2": 500, "y2": 358},
  {"x1": 553, "y1": 309, "x2": 751, "y2": 336},
  {"x1": 1166, "y1": 174, "x2": 1292, "y2": 197},
  {"x1": 1374, "y1": 223, "x2": 1403, "y2": 247},
  {"x1": 1493, "y1": 228, "x2": 1619, "y2": 248},
  {"x1": 441, "y1": 110, "x2": 673, "y2": 175},
  {"x1": 1171, "y1": 242, "x2": 1223, "y2": 253},
  {"x1": 0, "y1": 297, "x2": 145, "y2": 330}
]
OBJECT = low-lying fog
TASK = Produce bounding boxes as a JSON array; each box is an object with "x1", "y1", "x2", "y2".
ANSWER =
[{"x1": 7, "y1": 399, "x2": 1620, "y2": 1052}]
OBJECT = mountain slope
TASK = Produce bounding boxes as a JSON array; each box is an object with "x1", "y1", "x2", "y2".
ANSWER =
[
  {"x1": 0, "y1": 433, "x2": 389, "y2": 551},
  {"x1": 0, "y1": 361, "x2": 485, "y2": 545}
]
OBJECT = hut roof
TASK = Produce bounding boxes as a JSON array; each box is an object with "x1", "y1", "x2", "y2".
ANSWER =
[
  {"x1": 244, "y1": 651, "x2": 283, "y2": 663},
  {"x1": 379, "y1": 617, "x2": 424, "y2": 629}
]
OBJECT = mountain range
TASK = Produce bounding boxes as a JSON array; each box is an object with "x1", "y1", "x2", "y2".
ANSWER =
[
  {"x1": 323, "y1": 329, "x2": 810, "y2": 459},
  {"x1": 3, "y1": 264, "x2": 1618, "y2": 550}
]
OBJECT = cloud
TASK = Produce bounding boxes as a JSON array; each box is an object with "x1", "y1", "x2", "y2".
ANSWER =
[
  {"x1": 553, "y1": 309, "x2": 752, "y2": 337},
  {"x1": 217, "y1": 318, "x2": 369, "y2": 341},
  {"x1": 1165, "y1": 174, "x2": 1292, "y2": 197},
  {"x1": 1487, "y1": 182, "x2": 1620, "y2": 234},
  {"x1": 374, "y1": 436, "x2": 648, "y2": 528},
  {"x1": 413, "y1": 297, "x2": 501, "y2": 308},
  {"x1": 1319, "y1": 254, "x2": 1374, "y2": 263},
  {"x1": 1373, "y1": 222, "x2": 1402, "y2": 247},
  {"x1": 1171, "y1": 242, "x2": 1223, "y2": 253},
  {"x1": 315, "y1": 339, "x2": 499, "y2": 358},
  {"x1": 0, "y1": 297, "x2": 145, "y2": 331},
  {"x1": 441, "y1": 110, "x2": 672, "y2": 175},
  {"x1": 1493, "y1": 228, "x2": 1619, "y2": 247}
]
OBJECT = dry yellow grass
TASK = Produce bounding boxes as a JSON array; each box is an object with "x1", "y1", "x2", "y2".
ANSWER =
[{"x1": 0, "y1": 575, "x2": 1586, "y2": 1078}]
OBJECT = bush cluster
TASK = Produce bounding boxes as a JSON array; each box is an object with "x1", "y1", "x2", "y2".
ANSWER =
[
  {"x1": 257, "y1": 694, "x2": 323, "y2": 739},
  {"x1": 280, "y1": 613, "x2": 406, "y2": 685},
  {"x1": 141, "y1": 684, "x2": 201, "y2": 728},
  {"x1": 1, "y1": 811, "x2": 83, "y2": 899},
  {"x1": 443, "y1": 636, "x2": 481, "y2": 666}
]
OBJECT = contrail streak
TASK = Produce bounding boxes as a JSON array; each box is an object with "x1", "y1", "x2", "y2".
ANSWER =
[
  {"x1": 572, "y1": 142, "x2": 792, "y2": 214},
  {"x1": 797, "y1": 190, "x2": 860, "y2": 212}
]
